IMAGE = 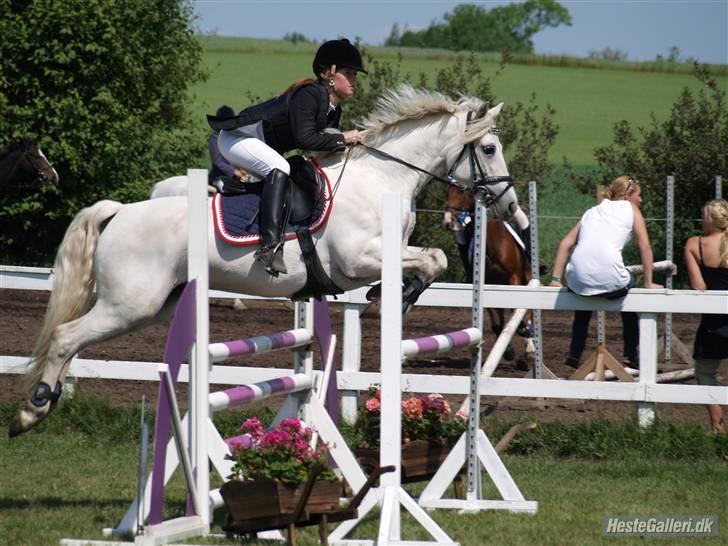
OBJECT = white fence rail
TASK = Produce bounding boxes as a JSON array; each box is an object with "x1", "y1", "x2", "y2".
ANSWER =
[{"x1": 2, "y1": 266, "x2": 727, "y2": 410}]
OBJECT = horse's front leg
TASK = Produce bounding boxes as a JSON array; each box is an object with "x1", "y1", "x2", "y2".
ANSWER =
[{"x1": 401, "y1": 246, "x2": 448, "y2": 313}]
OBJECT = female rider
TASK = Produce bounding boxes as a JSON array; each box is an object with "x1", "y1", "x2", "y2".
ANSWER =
[{"x1": 209, "y1": 38, "x2": 365, "y2": 276}]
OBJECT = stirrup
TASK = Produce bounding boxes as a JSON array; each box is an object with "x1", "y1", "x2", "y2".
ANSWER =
[{"x1": 255, "y1": 245, "x2": 287, "y2": 276}]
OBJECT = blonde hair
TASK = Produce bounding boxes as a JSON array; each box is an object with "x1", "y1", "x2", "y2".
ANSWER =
[
  {"x1": 703, "y1": 199, "x2": 728, "y2": 264},
  {"x1": 603, "y1": 175, "x2": 640, "y2": 200}
]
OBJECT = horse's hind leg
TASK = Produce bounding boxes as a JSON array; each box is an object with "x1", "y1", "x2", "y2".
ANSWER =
[{"x1": 9, "y1": 294, "x2": 173, "y2": 437}]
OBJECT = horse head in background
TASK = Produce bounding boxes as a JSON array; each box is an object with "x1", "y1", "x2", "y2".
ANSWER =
[
  {"x1": 0, "y1": 137, "x2": 59, "y2": 190},
  {"x1": 9, "y1": 85, "x2": 523, "y2": 436},
  {"x1": 443, "y1": 185, "x2": 535, "y2": 368}
]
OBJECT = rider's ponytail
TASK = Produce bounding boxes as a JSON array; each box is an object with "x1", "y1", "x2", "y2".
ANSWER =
[{"x1": 279, "y1": 77, "x2": 318, "y2": 96}]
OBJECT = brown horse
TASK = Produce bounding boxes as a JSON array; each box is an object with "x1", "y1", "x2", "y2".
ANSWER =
[
  {"x1": 0, "y1": 137, "x2": 58, "y2": 190},
  {"x1": 443, "y1": 185, "x2": 534, "y2": 365}
]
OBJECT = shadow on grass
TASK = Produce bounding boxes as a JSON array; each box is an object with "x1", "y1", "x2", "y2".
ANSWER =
[{"x1": 0, "y1": 496, "x2": 132, "y2": 510}]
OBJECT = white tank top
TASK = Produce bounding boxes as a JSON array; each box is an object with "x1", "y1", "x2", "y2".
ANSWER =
[{"x1": 565, "y1": 199, "x2": 633, "y2": 295}]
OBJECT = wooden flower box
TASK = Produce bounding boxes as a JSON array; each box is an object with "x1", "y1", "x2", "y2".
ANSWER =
[
  {"x1": 220, "y1": 478, "x2": 341, "y2": 521},
  {"x1": 355, "y1": 439, "x2": 461, "y2": 483}
]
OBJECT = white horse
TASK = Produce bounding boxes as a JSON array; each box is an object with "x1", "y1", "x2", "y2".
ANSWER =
[{"x1": 10, "y1": 86, "x2": 520, "y2": 436}]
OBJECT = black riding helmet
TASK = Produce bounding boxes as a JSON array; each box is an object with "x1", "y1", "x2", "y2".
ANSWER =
[{"x1": 312, "y1": 38, "x2": 367, "y2": 75}]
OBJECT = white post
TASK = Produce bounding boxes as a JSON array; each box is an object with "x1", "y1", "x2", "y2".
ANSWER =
[
  {"x1": 527, "y1": 180, "x2": 544, "y2": 379},
  {"x1": 466, "y1": 199, "x2": 486, "y2": 501},
  {"x1": 638, "y1": 312, "x2": 658, "y2": 428},
  {"x1": 341, "y1": 303, "x2": 362, "y2": 423},
  {"x1": 716, "y1": 175, "x2": 723, "y2": 200},
  {"x1": 664, "y1": 176, "x2": 674, "y2": 361},
  {"x1": 187, "y1": 169, "x2": 210, "y2": 528},
  {"x1": 379, "y1": 193, "x2": 402, "y2": 538}
]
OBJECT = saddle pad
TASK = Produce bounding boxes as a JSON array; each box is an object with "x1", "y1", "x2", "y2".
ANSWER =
[{"x1": 212, "y1": 164, "x2": 334, "y2": 246}]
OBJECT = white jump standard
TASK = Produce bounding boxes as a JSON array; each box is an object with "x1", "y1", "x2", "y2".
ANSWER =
[{"x1": 330, "y1": 193, "x2": 462, "y2": 546}]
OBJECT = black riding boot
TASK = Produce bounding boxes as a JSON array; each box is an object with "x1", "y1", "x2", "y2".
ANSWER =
[{"x1": 255, "y1": 168, "x2": 290, "y2": 276}]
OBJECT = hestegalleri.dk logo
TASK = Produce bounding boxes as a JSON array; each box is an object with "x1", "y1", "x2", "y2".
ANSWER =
[{"x1": 602, "y1": 515, "x2": 718, "y2": 536}]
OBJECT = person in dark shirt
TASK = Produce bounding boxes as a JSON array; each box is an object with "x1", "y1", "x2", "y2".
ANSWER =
[
  {"x1": 209, "y1": 38, "x2": 366, "y2": 276},
  {"x1": 208, "y1": 105, "x2": 248, "y2": 193},
  {"x1": 684, "y1": 199, "x2": 728, "y2": 432}
]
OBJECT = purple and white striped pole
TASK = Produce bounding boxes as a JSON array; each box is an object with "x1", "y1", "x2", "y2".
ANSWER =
[
  {"x1": 208, "y1": 328, "x2": 311, "y2": 363},
  {"x1": 401, "y1": 327, "x2": 481, "y2": 358},
  {"x1": 208, "y1": 373, "x2": 312, "y2": 412}
]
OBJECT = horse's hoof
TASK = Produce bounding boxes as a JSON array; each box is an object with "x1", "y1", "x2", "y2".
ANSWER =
[
  {"x1": 503, "y1": 346, "x2": 516, "y2": 361},
  {"x1": 365, "y1": 283, "x2": 382, "y2": 301},
  {"x1": 8, "y1": 404, "x2": 46, "y2": 437},
  {"x1": 515, "y1": 359, "x2": 530, "y2": 371}
]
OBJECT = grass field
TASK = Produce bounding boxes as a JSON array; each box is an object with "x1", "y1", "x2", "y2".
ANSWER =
[
  {"x1": 191, "y1": 36, "x2": 727, "y2": 167},
  {"x1": 1, "y1": 397, "x2": 726, "y2": 546}
]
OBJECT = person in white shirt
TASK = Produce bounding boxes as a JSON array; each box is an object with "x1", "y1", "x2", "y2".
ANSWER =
[{"x1": 549, "y1": 176, "x2": 662, "y2": 369}]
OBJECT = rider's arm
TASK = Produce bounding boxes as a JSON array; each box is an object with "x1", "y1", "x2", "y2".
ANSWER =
[
  {"x1": 632, "y1": 203, "x2": 661, "y2": 288},
  {"x1": 549, "y1": 220, "x2": 581, "y2": 286},
  {"x1": 289, "y1": 85, "x2": 347, "y2": 151}
]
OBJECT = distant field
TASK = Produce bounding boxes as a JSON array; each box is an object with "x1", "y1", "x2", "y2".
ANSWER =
[{"x1": 191, "y1": 36, "x2": 727, "y2": 167}]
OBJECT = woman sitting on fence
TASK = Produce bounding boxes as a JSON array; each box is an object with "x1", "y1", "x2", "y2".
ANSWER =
[
  {"x1": 549, "y1": 175, "x2": 662, "y2": 370},
  {"x1": 684, "y1": 199, "x2": 728, "y2": 433}
]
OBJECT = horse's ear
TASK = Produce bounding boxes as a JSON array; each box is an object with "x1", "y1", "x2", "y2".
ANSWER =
[{"x1": 485, "y1": 102, "x2": 504, "y2": 123}]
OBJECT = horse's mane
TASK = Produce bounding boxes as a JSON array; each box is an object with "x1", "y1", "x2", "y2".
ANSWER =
[{"x1": 358, "y1": 85, "x2": 492, "y2": 144}]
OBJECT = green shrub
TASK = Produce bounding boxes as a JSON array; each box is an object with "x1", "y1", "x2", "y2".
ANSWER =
[{"x1": 0, "y1": 0, "x2": 207, "y2": 264}]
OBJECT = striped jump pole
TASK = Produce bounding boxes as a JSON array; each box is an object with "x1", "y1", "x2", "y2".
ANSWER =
[
  {"x1": 401, "y1": 328, "x2": 481, "y2": 359},
  {"x1": 208, "y1": 329, "x2": 311, "y2": 362},
  {"x1": 209, "y1": 373, "x2": 313, "y2": 412}
]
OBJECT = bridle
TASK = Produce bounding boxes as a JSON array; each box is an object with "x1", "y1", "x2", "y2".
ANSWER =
[
  {"x1": 0, "y1": 142, "x2": 57, "y2": 188},
  {"x1": 357, "y1": 111, "x2": 513, "y2": 209}
]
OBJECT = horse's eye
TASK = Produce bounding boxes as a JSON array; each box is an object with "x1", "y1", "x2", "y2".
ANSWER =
[{"x1": 482, "y1": 144, "x2": 496, "y2": 155}]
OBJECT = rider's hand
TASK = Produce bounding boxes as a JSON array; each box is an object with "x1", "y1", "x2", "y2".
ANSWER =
[
  {"x1": 233, "y1": 168, "x2": 247, "y2": 180},
  {"x1": 343, "y1": 130, "x2": 363, "y2": 145},
  {"x1": 645, "y1": 281, "x2": 663, "y2": 289}
]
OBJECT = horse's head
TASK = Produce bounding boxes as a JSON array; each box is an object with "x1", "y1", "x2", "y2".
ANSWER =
[
  {"x1": 0, "y1": 137, "x2": 59, "y2": 190},
  {"x1": 442, "y1": 185, "x2": 474, "y2": 232},
  {"x1": 446, "y1": 103, "x2": 519, "y2": 222}
]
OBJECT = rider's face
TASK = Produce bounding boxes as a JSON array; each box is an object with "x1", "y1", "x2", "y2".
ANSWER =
[{"x1": 330, "y1": 68, "x2": 358, "y2": 101}]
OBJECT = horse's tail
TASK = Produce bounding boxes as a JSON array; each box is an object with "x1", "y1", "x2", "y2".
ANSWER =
[{"x1": 24, "y1": 200, "x2": 123, "y2": 390}]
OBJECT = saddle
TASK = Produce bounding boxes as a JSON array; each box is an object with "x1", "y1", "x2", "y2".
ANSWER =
[
  {"x1": 212, "y1": 155, "x2": 330, "y2": 245},
  {"x1": 212, "y1": 156, "x2": 342, "y2": 300}
]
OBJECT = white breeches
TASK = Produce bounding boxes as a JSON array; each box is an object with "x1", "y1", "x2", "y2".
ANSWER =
[{"x1": 217, "y1": 131, "x2": 290, "y2": 178}]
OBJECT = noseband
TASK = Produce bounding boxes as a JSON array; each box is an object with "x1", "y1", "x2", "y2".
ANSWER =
[
  {"x1": 445, "y1": 112, "x2": 513, "y2": 208},
  {"x1": 358, "y1": 111, "x2": 513, "y2": 209}
]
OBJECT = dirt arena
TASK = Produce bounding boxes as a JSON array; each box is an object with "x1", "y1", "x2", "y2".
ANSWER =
[{"x1": 0, "y1": 288, "x2": 721, "y2": 429}]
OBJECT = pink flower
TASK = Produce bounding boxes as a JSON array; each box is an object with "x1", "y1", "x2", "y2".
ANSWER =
[
  {"x1": 240, "y1": 417, "x2": 265, "y2": 440},
  {"x1": 402, "y1": 397, "x2": 423, "y2": 419},
  {"x1": 279, "y1": 418, "x2": 302, "y2": 432},
  {"x1": 423, "y1": 394, "x2": 450, "y2": 416},
  {"x1": 456, "y1": 409, "x2": 468, "y2": 420},
  {"x1": 365, "y1": 397, "x2": 381, "y2": 412}
]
